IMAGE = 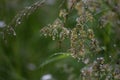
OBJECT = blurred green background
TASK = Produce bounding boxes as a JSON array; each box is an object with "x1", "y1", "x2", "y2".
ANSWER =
[{"x1": 0, "y1": 0, "x2": 82, "y2": 80}]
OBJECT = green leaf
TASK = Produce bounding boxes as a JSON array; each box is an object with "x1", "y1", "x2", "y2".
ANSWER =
[{"x1": 39, "y1": 52, "x2": 70, "y2": 68}]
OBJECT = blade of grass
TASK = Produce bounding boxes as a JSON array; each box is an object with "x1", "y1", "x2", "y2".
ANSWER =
[{"x1": 38, "y1": 52, "x2": 71, "y2": 68}]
